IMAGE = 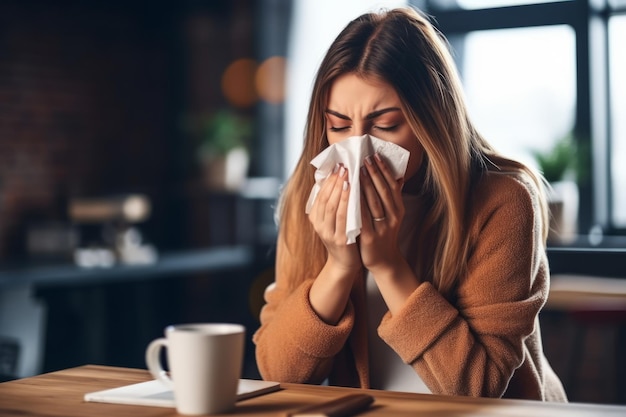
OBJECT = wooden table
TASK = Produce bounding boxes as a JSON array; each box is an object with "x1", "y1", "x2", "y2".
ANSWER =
[{"x1": 1, "y1": 365, "x2": 625, "y2": 416}]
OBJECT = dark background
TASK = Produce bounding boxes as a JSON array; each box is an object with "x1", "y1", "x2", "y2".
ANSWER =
[
  {"x1": 0, "y1": 0, "x2": 625, "y2": 406},
  {"x1": 0, "y1": 0, "x2": 283, "y2": 385}
]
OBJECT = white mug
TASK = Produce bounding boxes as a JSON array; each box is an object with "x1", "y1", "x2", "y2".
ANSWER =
[{"x1": 145, "y1": 323, "x2": 245, "y2": 415}]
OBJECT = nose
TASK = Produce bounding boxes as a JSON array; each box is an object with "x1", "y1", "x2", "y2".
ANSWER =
[{"x1": 353, "y1": 122, "x2": 367, "y2": 137}]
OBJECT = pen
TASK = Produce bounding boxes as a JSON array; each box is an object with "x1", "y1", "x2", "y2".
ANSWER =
[{"x1": 286, "y1": 393, "x2": 375, "y2": 417}]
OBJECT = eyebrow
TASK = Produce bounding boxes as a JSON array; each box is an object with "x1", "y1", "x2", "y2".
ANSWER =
[{"x1": 325, "y1": 107, "x2": 401, "y2": 121}]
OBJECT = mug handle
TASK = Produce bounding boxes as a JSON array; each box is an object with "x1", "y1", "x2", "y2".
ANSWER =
[{"x1": 145, "y1": 338, "x2": 174, "y2": 389}]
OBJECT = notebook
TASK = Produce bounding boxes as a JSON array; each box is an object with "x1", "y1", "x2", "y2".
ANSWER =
[{"x1": 84, "y1": 378, "x2": 281, "y2": 408}]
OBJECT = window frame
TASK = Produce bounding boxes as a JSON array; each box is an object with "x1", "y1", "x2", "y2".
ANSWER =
[{"x1": 418, "y1": 0, "x2": 626, "y2": 239}]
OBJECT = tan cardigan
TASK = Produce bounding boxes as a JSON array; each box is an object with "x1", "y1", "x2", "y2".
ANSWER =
[{"x1": 253, "y1": 171, "x2": 568, "y2": 401}]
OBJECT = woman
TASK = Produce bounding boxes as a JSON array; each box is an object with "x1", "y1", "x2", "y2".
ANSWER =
[{"x1": 253, "y1": 7, "x2": 567, "y2": 401}]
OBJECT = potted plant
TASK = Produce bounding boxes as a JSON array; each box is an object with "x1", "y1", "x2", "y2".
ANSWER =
[
  {"x1": 193, "y1": 109, "x2": 253, "y2": 192},
  {"x1": 531, "y1": 134, "x2": 579, "y2": 244}
]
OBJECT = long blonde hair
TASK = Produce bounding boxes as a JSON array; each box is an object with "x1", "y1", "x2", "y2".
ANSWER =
[{"x1": 278, "y1": 7, "x2": 548, "y2": 297}]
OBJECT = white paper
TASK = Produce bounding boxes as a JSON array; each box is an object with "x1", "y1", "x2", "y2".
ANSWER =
[
  {"x1": 84, "y1": 378, "x2": 280, "y2": 408},
  {"x1": 305, "y1": 134, "x2": 410, "y2": 244}
]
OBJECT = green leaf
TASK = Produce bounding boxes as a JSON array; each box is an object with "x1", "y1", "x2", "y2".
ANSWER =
[
  {"x1": 195, "y1": 109, "x2": 253, "y2": 156},
  {"x1": 531, "y1": 134, "x2": 577, "y2": 183}
]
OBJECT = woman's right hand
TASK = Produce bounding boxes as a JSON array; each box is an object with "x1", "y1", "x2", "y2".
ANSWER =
[
  {"x1": 308, "y1": 164, "x2": 361, "y2": 324},
  {"x1": 308, "y1": 164, "x2": 361, "y2": 274}
]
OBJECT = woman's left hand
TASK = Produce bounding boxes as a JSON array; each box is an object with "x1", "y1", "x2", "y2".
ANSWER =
[
  {"x1": 359, "y1": 153, "x2": 405, "y2": 274},
  {"x1": 359, "y1": 153, "x2": 422, "y2": 314}
]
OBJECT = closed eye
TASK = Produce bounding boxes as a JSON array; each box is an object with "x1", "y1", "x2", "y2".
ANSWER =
[
  {"x1": 375, "y1": 125, "x2": 398, "y2": 132},
  {"x1": 329, "y1": 126, "x2": 350, "y2": 132}
]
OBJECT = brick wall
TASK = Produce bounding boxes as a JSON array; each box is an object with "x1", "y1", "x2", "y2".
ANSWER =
[
  {"x1": 0, "y1": 1, "x2": 177, "y2": 259},
  {"x1": 0, "y1": 0, "x2": 258, "y2": 259}
]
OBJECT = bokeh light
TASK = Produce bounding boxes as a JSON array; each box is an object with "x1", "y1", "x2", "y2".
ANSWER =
[
  {"x1": 221, "y1": 58, "x2": 258, "y2": 108},
  {"x1": 255, "y1": 56, "x2": 287, "y2": 104}
]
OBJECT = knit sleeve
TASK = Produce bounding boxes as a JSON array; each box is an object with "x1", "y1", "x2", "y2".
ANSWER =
[
  {"x1": 253, "y1": 234, "x2": 355, "y2": 384},
  {"x1": 378, "y1": 173, "x2": 549, "y2": 398}
]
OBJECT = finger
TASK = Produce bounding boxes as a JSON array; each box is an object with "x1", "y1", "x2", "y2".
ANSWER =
[
  {"x1": 370, "y1": 153, "x2": 402, "y2": 213},
  {"x1": 359, "y1": 190, "x2": 374, "y2": 234},
  {"x1": 364, "y1": 154, "x2": 390, "y2": 192},
  {"x1": 312, "y1": 164, "x2": 341, "y2": 223},
  {"x1": 364, "y1": 154, "x2": 395, "y2": 215},
  {"x1": 374, "y1": 153, "x2": 398, "y2": 186},
  {"x1": 324, "y1": 165, "x2": 348, "y2": 230},
  {"x1": 334, "y1": 178, "x2": 350, "y2": 238},
  {"x1": 360, "y1": 165, "x2": 385, "y2": 220}
]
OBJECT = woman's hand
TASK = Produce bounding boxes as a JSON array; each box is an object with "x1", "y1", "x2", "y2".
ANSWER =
[
  {"x1": 359, "y1": 154, "x2": 406, "y2": 272},
  {"x1": 308, "y1": 164, "x2": 362, "y2": 324},
  {"x1": 359, "y1": 153, "x2": 420, "y2": 314},
  {"x1": 308, "y1": 164, "x2": 361, "y2": 275}
]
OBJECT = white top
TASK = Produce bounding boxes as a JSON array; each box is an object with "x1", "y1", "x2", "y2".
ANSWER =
[{"x1": 366, "y1": 194, "x2": 432, "y2": 394}]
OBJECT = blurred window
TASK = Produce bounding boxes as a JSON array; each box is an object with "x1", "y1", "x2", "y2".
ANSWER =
[
  {"x1": 609, "y1": 15, "x2": 626, "y2": 226},
  {"x1": 430, "y1": 0, "x2": 566, "y2": 9},
  {"x1": 421, "y1": 0, "x2": 626, "y2": 237},
  {"x1": 461, "y1": 26, "x2": 576, "y2": 169}
]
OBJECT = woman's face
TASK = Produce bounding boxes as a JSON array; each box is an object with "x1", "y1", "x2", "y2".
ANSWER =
[{"x1": 325, "y1": 73, "x2": 424, "y2": 181}]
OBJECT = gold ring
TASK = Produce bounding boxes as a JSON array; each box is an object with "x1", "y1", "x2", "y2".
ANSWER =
[{"x1": 372, "y1": 217, "x2": 386, "y2": 222}]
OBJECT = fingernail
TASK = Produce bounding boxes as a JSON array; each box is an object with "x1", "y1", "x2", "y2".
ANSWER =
[
  {"x1": 365, "y1": 155, "x2": 373, "y2": 165},
  {"x1": 339, "y1": 166, "x2": 346, "y2": 177},
  {"x1": 343, "y1": 181, "x2": 349, "y2": 191},
  {"x1": 333, "y1": 163, "x2": 340, "y2": 174},
  {"x1": 374, "y1": 153, "x2": 382, "y2": 162}
]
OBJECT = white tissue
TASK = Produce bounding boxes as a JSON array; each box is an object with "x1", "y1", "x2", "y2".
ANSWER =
[{"x1": 305, "y1": 134, "x2": 410, "y2": 244}]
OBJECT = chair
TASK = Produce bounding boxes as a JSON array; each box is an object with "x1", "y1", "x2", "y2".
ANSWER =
[
  {"x1": 0, "y1": 336, "x2": 20, "y2": 382},
  {"x1": 546, "y1": 274, "x2": 626, "y2": 403}
]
